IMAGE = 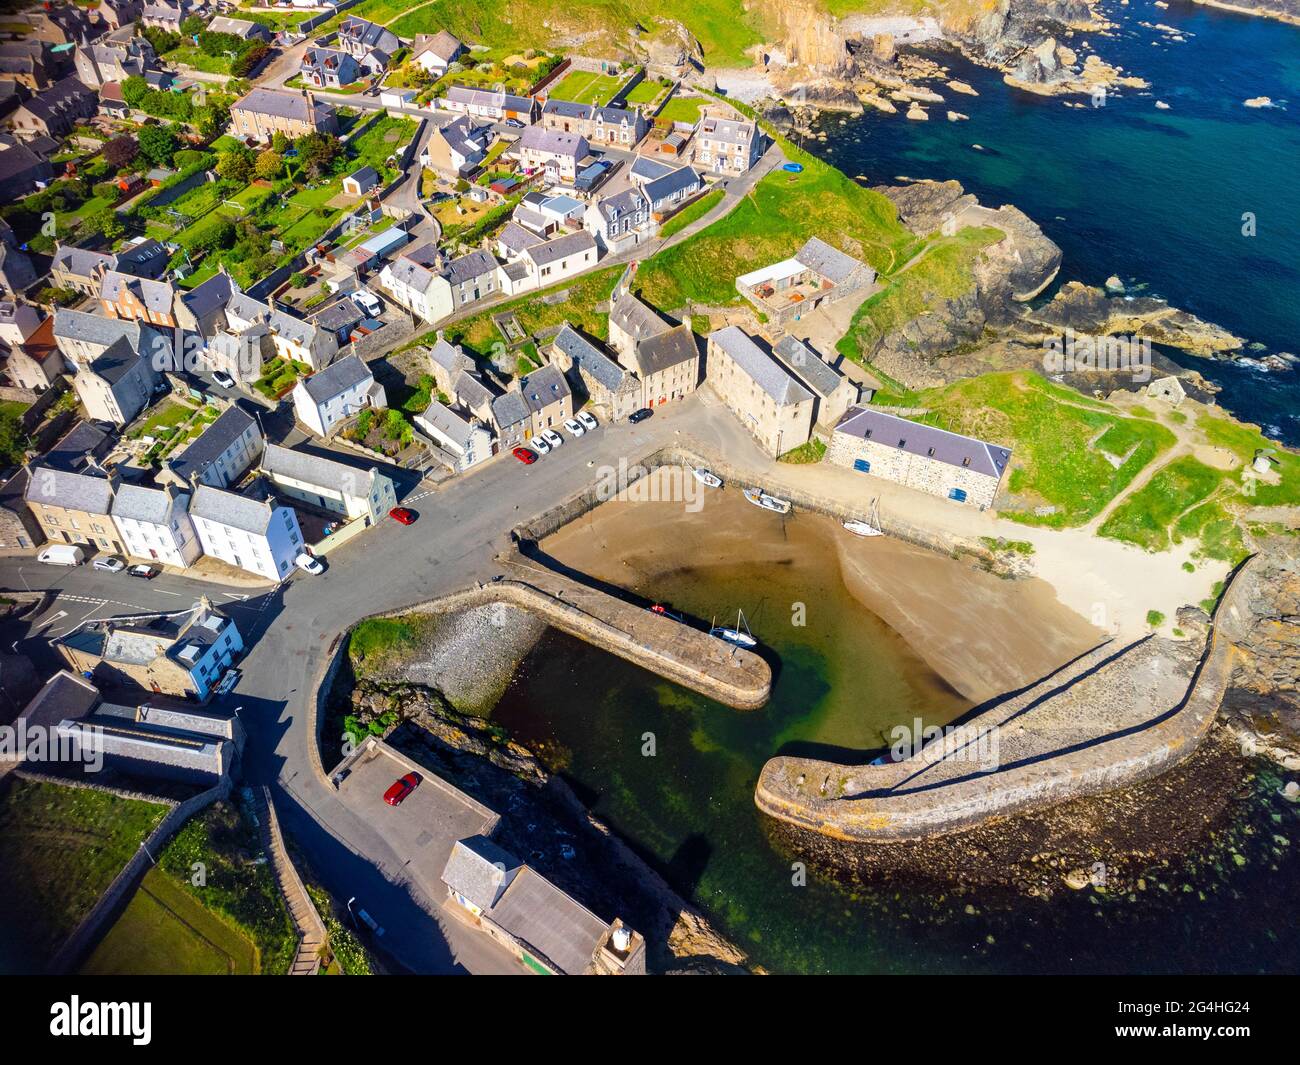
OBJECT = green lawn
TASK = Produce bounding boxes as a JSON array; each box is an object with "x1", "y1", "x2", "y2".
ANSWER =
[
  {"x1": 1098, "y1": 456, "x2": 1225, "y2": 552},
  {"x1": 635, "y1": 141, "x2": 916, "y2": 312},
  {"x1": 128, "y1": 398, "x2": 198, "y2": 441},
  {"x1": 164, "y1": 45, "x2": 233, "y2": 76},
  {"x1": 658, "y1": 188, "x2": 723, "y2": 239},
  {"x1": 550, "y1": 70, "x2": 622, "y2": 105},
  {"x1": 437, "y1": 265, "x2": 625, "y2": 358},
  {"x1": 914, "y1": 371, "x2": 1177, "y2": 528},
  {"x1": 624, "y1": 79, "x2": 664, "y2": 105},
  {"x1": 0, "y1": 778, "x2": 168, "y2": 970},
  {"x1": 657, "y1": 96, "x2": 706, "y2": 124},
  {"x1": 381, "y1": 0, "x2": 764, "y2": 68},
  {"x1": 81, "y1": 867, "x2": 259, "y2": 975},
  {"x1": 153, "y1": 801, "x2": 296, "y2": 975}
]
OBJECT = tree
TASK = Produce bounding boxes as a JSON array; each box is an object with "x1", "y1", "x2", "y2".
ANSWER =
[
  {"x1": 102, "y1": 134, "x2": 139, "y2": 169},
  {"x1": 254, "y1": 149, "x2": 282, "y2": 181},
  {"x1": 293, "y1": 132, "x2": 338, "y2": 179},
  {"x1": 216, "y1": 147, "x2": 253, "y2": 184},
  {"x1": 84, "y1": 208, "x2": 126, "y2": 243},
  {"x1": 289, "y1": 271, "x2": 309, "y2": 289},
  {"x1": 138, "y1": 125, "x2": 178, "y2": 168},
  {"x1": 271, "y1": 131, "x2": 289, "y2": 154},
  {"x1": 181, "y1": 14, "x2": 205, "y2": 36},
  {"x1": 194, "y1": 102, "x2": 228, "y2": 140}
]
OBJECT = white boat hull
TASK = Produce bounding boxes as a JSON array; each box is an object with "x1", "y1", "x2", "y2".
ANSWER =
[
  {"x1": 691, "y1": 467, "x2": 723, "y2": 488},
  {"x1": 843, "y1": 520, "x2": 882, "y2": 537},
  {"x1": 711, "y1": 627, "x2": 757, "y2": 648},
  {"x1": 743, "y1": 488, "x2": 791, "y2": 514}
]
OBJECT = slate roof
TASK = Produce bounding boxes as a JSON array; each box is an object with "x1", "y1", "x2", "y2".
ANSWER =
[
  {"x1": 100, "y1": 270, "x2": 174, "y2": 315},
  {"x1": 24, "y1": 466, "x2": 114, "y2": 513},
  {"x1": 345, "y1": 164, "x2": 379, "y2": 189},
  {"x1": 497, "y1": 221, "x2": 546, "y2": 257},
  {"x1": 167, "y1": 406, "x2": 258, "y2": 484},
  {"x1": 261, "y1": 443, "x2": 374, "y2": 497},
  {"x1": 51, "y1": 243, "x2": 113, "y2": 281},
  {"x1": 382, "y1": 255, "x2": 439, "y2": 295},
  {"x1": 709, "y1": 326, "x2": 811, "y2": 407},
  {"x1": 487, "y1": 865, "x2": 608, "y2": 975},
  {"x1": 518, "y1": 364, "x2": 571, "y2": 414},
  {"x1": 553, "y1": 324, "x2": 629, "y2": 393},
  {"x1": 698, "y1": 114, "x2": 757, "y2": 146},
  {"x1": 88, "y1": 335, "x2": 146, "y2": 386},
  {"x1": 593, "y1": 187, "x2": 648, "y2": 224},
  {"x1": 417, "y1": 399, "x2": 482, "y2": 451},
  {"x1": 490, "y1": 389, "x2": 528, "y2": 429},
  {"x1": 19, "y1": 670, "x2": 100, "y2": 732},
  {"x1": 634, "y1": 323, "x2": 697, "y2": 378},
  {"x1": 189, "y1": 484, "x2": 275, "y2": 534},
  {"x1": 642, "y1": 165, "x2": 702, "y2": 205},
  {"x1": 428, "y1": 338, "x2": 472, "y2": 377},
  {"x1": 418, "y1": 30, "x2": 463, "y2": 63},
  {"x1": 795, "y1": 236, "x2": 866, "y2": 286},
  {"x1": 834, "y1": 406, "x2": 1012, "y2": 479},
  {"x1": 443, "y1": 248, "x2": 497, "y2": 286},
  {"x1": 110, "y1": 483, "x2": 182, "y2": 525},
  {"x1": 233, "y1": 87, "x2": 332, "y2": 125},
  {"x1": 43, "y1": 420, "x2": 112, "y2": 473},
  {"x1": 452, "y1": 370, "x2": 494, "y2": 411},
  {"x1": 444, "y1": 85, "x2": 534, "y2": 114},
  {"x1": 311, "y1": 300, "x2": 363, "y2": 333},
  {"x1": 338, "y1": 16, "x2": 400, "y2": 54},
  {"x1": 436, "y1": 115, "x2": 487, "y2": 160},
  {"x1": 526, "y1": 230, "x2": 596, "y2": 268},
  {"x1": 629, "y1": 156, "x2": 676, "y2": 182},
  {"x1": 299, "y1": 353, "x2": 372, "y2": 404},
  {"x1": 180, "y1": 271, "x2": 236, "y2": 321},
  {"x1": 53, "y1": 307, "x2": 148, "y2": 351},
  {"x1": 518, "y1": 125, "x2": 586, "y2": 159},
  {"x1": 772, "y1": 335, "x2": 844, "y2": 399},
  {"x1": 441, "y1": 835, "x2": 518, "y2": 911},
  {"x1": 609, "y1": 291, "x2": 669, "y2": 342}
]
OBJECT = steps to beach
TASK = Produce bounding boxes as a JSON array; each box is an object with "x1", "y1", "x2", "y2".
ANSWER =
[{"x1": 255, "y1": 787, "x2": 328, "y2": 976}]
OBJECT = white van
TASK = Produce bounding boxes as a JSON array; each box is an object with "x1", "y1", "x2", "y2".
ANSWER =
[
  {"x1": 37, "y1": 544, "x2": 85, "y2": 566},
  {"x1": 352, "y1": 289, "x2": 383, "y2": 317}
]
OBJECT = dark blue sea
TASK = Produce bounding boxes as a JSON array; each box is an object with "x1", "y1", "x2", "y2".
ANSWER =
[{"x1": 809, "y1": 0, "x2": 1300, "y2": 443}]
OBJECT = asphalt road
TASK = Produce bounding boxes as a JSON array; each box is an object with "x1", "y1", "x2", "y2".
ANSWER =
[{"x1": 0, "y1": 394, "x2": 762, "y2": 972}]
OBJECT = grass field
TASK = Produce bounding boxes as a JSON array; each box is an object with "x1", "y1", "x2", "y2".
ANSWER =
[
  {"x1": 657, "y1": 96, "x2": 706, "y2": 124},
  {"x1": 658, "y1": 188, "x2": 723, "y2": 239},
  {"x1": 624, "y1": 79, "x2": 664, "y2": 104},
  {"x1": 0, "y1": 778, "x2": 167, "y2": 971},
  {"x1": 635, "y1": 140, "x2": 916, "y2": 312},
  {"x1": 81, "y1": 867, "x2": 259, "y2": 975},
  {"x1": 549, "y1": 70, "x2": 622, "y2": 105},
  {"x1": 914, "y1": 371, "x2": 1177, "y2": 528},
  {"x1": 382, "y1": 0, "x2": 765, "y2": 67}
]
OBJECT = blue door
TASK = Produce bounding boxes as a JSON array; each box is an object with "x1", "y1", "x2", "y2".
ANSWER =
[
  {"x1": 948, "y1": 488, "x2": 968, "y2": 502},
  {"x1": 853, "y1": 459, "x2": 871, "y2": 473}
]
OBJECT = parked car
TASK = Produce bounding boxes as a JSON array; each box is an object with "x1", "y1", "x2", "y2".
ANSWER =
[
  {"x1": 541, "y1": 428, "x2": 564, "y2": 449},
  {"x1": 504, "y1": 118, "x2": 524, "y2": 129},
  {"x1": 629, "y1": 407, "x2": 653, "y2": 424},
  {"x1": 388, "y1": 507, "x2": 416, "y2": 525},
  {"x1": 294, "y1": 552, "x2": 324, "y2": 575},
  {"x1": 352, "y1": 289, "x2": 383, "y2": 317},
  {"x1": 127, "y1": 564, "x2": 160, "y2": 579},
  {"x1": 562, "y1": 418, "x2": 585, "y2": 437},
  {"x1": 37, "y1": 545, "x2": 84, "y2": 567},
  {"x1": 384, "y1": 772, "x2": 420, "y2": 806},
  {"x1": 532, "y1": 434, "x2": 552, "y2": 455},
  {"x1": 512, "y1": 446, "x2": 537, "y2": 464},
  {"x1": 92, "y1": 556, "x2": 125, "y2": 573},
  {"x1": 577, "y1": 411, "x2": 598, "y2": 431},
  {"x1": 211, "y1": 370, "x2": 236, "y2": 389}
]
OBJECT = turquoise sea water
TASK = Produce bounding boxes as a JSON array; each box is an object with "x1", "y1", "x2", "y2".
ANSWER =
[{"x1": 808, "y1": 0, "x2": 1300, "y2": 443}]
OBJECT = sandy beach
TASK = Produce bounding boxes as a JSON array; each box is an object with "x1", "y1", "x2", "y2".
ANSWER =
[{"x1": 542, "y1": 469, "x2": 1102, "y2": 705}]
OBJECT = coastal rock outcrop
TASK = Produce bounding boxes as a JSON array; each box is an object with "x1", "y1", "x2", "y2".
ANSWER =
[
  {"x1": 1025, "y1": 281, "x2": 1245, "y2": 356},
  {"x1": 1219, "y1": 537, "x2": 1300, "y2": 768}
]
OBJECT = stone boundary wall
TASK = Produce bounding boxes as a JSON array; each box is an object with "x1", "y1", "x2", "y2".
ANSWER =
[
  {"x1": 753, "y1": 554, "x2": 1259, "y2": 842},
  {"x1": 45, "y1": 777, "x2": 230, "y2": 974},
  {"x1": 513, "y1": 441, "x2": 963, "y2": 558},
  {"x1": 362, "y1": 573, "x2": 770, "y2": 710},
  {"x1": 258, "y1": 786, "x2": 327, "y2": 974}
]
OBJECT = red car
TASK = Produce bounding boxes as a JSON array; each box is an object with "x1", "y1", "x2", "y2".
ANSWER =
[
  {"x1": 388, "y1": 507, "x2": 416, "y2": 525},
  {"x1": 383, "y1": 772, "x2": 420, "y2": 806},
  {"x1": 512, "y1": 446, "x2": 537, "y2": 464}
]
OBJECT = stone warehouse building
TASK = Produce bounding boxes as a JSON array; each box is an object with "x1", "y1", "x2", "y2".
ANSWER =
[
  {"x1": 828, "y1": 406, "x2": 1012, "y2": 508},
  {"x1": 705, "y1": 326, "x2": 814, "y2": 458}
]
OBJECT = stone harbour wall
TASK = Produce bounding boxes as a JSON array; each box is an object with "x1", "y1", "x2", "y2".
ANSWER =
[{"x1": 753, "y1": 554, "x2": 1259, "y2": 842}]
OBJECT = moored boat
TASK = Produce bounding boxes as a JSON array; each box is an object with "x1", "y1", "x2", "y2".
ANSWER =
[
  {"x1": 710, "y1": 609, "x2": 758, "y2": 648},
  {"x1": 743, "y1": 487, "x2": 791, "y2": 514},
  {"x1": 691, "y1": 467, "x2": 723, "y2": 488}
]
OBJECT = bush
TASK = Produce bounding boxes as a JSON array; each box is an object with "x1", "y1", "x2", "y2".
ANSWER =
[{"x1": 102, "y1": 134, "x2": 139, "y2": 169}]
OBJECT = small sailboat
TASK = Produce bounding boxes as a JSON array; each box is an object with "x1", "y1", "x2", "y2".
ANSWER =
[
  {"x1": 743, "y1": 487, "x2": 792, "y2": 514},
  {"x1": 843, "y1": 499, "x2": 883, "y2": 537},
  {"x1": 711, "y1": 609, "x2": 758, "y2": 648},
  {"x1": 691, "y1": 467, "x2": 723, "y2": 489}
]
